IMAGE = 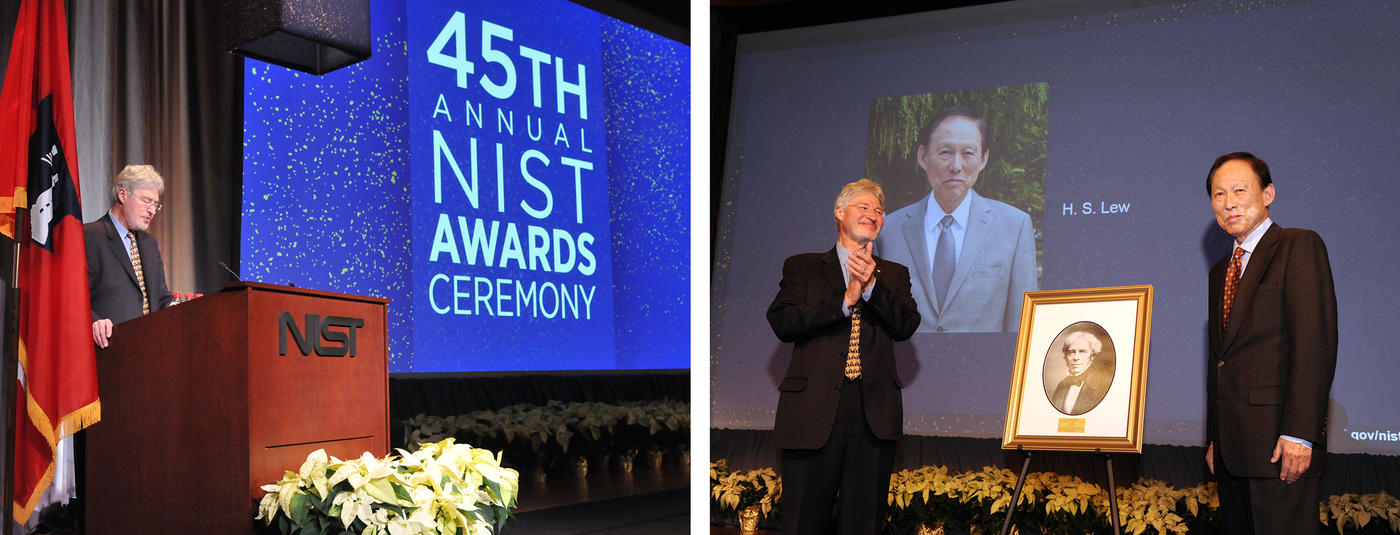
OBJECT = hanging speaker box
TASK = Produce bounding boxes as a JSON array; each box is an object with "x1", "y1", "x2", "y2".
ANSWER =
[{"x1": 225, "y1": 0, "x2": 370, "y2": 75}]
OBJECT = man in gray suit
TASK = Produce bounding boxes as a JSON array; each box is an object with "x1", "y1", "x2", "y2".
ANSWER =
[{"x1": 877, "y1": 106, "x2": 1037, "y2": 332}]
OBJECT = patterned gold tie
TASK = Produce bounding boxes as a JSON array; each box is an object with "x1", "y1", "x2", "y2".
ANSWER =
[
  {"x1": 128, "y1": 231, "x2": 149, "y2": 315},
  {"x1": 1221, "y1": 247, "x2": 1244, "y2": 331},
  {"x1": 845, "y1": 302, "x2": 862, "y2": 380}
]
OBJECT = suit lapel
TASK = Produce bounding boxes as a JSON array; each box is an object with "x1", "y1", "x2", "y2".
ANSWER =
[
  {"x1": 103, "y1": 215, "x2": 141, "y2": 287},
  {"x1": 820, "y1": 248, "x2": 846, "y2": 302},
  {"x1": 944, "y1": 191, "x2": 989, "y2": 309},
  {"x1": 1221, "y1": 223, "x2": 1281, "y2": 352},
  {"x1": 899, "y1": 197, "x2": 939, "y2": 315}
]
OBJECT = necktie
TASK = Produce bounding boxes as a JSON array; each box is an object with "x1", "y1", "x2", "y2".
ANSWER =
[
  {"x1": 128, "y1": 231, "x2": 149, "y2": 315},
  {"x1": 1064, "y1": 372, "x2": 1088, "y2": 387},
  {"x1": 932, "y1": 215, "x2": 955, "y2": 309},
  {"x1": 845, "y1": 302, "x2": 862, "y2": 380},
  {"x1": 1221, "y1": 247, "x2": 1245, "y2": 331}
]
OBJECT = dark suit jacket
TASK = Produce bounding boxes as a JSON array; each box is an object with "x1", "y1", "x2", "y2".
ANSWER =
[
  {"x1": 85, "y1": 213, "x2": 174, "y2": 324},
  {"x1": 766, "y1": 248, "x2": 921, "y2": 450},
  {"x1": 1050, "y1": 363, "x2": 1112, "y2": 415},
  {"x1": 1206, "y1": 223, "x2": 1337, "y2": 478}
]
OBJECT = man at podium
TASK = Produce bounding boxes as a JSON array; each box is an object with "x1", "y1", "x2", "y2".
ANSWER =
[{"x1": 85, "y1": 164, "x2": 174, "y2": 348}]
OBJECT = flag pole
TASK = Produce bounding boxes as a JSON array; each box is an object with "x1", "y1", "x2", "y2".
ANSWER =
[{"x1": 2, "y1": 211, "x2": 26, "y2": 535}]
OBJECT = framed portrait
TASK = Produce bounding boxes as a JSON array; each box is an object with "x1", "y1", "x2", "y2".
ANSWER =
[{"x1": 1001, "y1": 285, "x2": 1153, "y2": 453}]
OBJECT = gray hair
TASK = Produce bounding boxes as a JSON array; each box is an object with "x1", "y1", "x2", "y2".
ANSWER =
[
  {"x1": 832, "y1": 178, "x2": 885, "y2": 229},
  {"x1": 1062, "y1": 331, "x2": 1103, "y2": 355},
  {"x1": 112, "y1": 164, "x2": 165, "y2": 200}
]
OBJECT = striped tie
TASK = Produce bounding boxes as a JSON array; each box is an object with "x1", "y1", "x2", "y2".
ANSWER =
[
  {"x1": 845, "y1": 302, "x2": 862, "y2": 380},
  {"x1": 128, "y1": 231, "x2": 149, "y2": 315},
  {"x1": 1221, "y1": 247, "x2": 1244, "y2": 331},
  {"x1": 932, "y1": 215, "x2": 955, "y2": 309}
]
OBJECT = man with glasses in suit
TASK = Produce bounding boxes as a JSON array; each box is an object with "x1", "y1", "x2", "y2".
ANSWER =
[
  {"x1": 767, "y1": 178, "x2": 921, "y2": 534},
  {"x1": 86, "y1": 164, "x2": 175, "y2": 348}
]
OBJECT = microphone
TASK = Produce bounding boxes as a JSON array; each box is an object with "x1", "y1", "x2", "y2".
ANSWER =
[{"x1": 216, "y1": 260, "x2": 243, "y2": 282}]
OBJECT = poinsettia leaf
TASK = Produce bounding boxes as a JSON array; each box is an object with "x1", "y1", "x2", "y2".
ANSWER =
[
  {"x1": 313, "y1": 488, "x2": 339, "y2": 515},
  {"x1": 476, "y1": 505, "x2": 501, "y2": 529},
  {"x1": 363, "y1": 478, "x2": 398, "y2": 504},
  {"x1": 293, "y1": 516, "x2": 317, "y2": 535},
  {"x1": 289, "y1": 493, "x2": 311, "y2": 525},
  {"x1": 393, "y1": 482, "x2": 413, "y2": 502},
  {"x1": 380, "y1": 502, "x2": 413, "y2": 519},
  {"x1": 484, "y1": 478, "x2": 505, "y2": 503}
]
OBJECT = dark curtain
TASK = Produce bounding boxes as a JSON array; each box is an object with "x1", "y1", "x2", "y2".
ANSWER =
[{"x1": 102, "y1": 0, "x2": 242, "y2": 294}]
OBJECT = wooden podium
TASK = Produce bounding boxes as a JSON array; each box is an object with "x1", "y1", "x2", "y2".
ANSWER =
[{"x1": 86, "y1": 282, "x2": 389, "y2": 533}]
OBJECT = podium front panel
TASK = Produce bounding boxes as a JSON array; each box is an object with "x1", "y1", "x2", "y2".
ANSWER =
[
  {"x1": 244, "y1": 285, "x2": 390, "y2": 501},
  {"x1": 87, "y1": 283, "x2": 389, "y2": 533}
]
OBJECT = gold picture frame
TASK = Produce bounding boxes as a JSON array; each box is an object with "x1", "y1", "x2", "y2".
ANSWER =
[{"x1": 1002, "y1": 285, "x2": 1153, "y2": 453}]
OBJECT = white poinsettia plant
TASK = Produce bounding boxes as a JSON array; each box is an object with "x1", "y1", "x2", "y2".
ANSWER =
[
  {"x1": 401, "y1": 400, "x2": 691, "y2": 457},
  {"x1": 256, "y1": 438, "x2": 519, "y2": 535}
]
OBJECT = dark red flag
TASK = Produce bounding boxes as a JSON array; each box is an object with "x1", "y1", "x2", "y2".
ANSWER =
[{"x1": 0, "y1": 0, "x2": 100, "y2": 523}]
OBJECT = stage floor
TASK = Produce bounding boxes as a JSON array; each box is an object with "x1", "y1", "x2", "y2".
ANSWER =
[
  {"x1": 515, "y1": 462, "x2": 688, "y2": 513},
  {"x1": 508, "y1": 487, "x2": 688, "y2": 534},
  {"x1": 506, "y1": 463, "x2": 689, "y2": 533}
]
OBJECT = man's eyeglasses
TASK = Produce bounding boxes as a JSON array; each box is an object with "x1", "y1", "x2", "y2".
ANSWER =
[
  {"x1": 124, "y1": 190, "x2": 163, "y2": 212},
  {"x1": 848, "y1": 203, "x2": 883, "y2": 217}
]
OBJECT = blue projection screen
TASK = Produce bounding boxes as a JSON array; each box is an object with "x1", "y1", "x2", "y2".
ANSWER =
[
  {"x1": 712, "y1": 0, "x2": 1400, "y2": 453},
  {"x1": 242, "y1": 0, "x2": 688, "y2": 373}
]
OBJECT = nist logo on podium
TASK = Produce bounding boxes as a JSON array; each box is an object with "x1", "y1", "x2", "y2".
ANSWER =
[{"x1": 278, "y1": 312, "x2": 366, "y2": 357}]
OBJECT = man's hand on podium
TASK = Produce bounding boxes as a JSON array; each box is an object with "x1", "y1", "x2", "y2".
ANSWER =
[{"x1": 92, "y1": 318, "x2": 114, "y2": 348}]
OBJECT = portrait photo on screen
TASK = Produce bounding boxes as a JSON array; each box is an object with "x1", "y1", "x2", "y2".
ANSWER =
[{"x1": 867, "y1": 84, "x2": 1046, "y2": 333}]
